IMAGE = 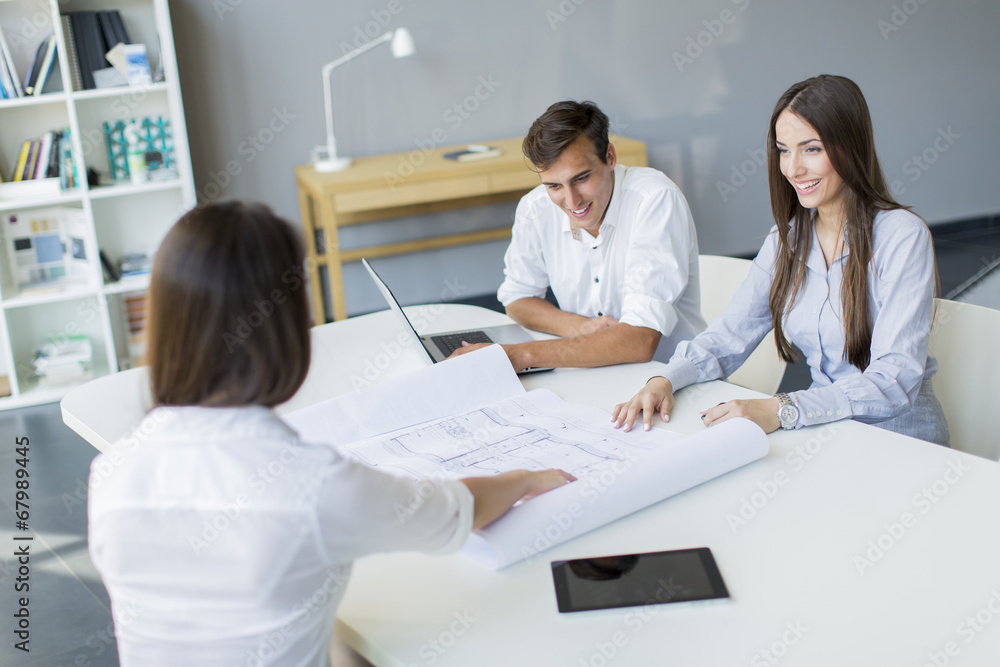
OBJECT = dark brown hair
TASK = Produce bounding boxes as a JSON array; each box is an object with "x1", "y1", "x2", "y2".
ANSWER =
[
  {"x1": 147, "y1": 201, "x2": 310, "y2": 407},
  {"x1": 522, "y1": 100, "x2": 610, "y2": 172},
  {"x1": 766, "y1": 75, "x2": 906, "y2": 370}
]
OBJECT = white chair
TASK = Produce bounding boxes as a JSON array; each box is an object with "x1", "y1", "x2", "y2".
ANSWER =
[
  {"x1": 927, "y1": 298, "x2": 1000, "y2": 461},
  {"x1": 698, "y1": 255, "x2": 787, "y2": 395}
]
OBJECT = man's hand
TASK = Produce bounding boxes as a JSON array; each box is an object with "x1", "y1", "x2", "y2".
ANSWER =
[
  {"x1": 446, "y1": 342, "x2": 529, "y2": 372},
  {"x1": 573, "y1": 315, "x2": 619, "y2": 336},
  {"x1": 700, "y1": 397, "x2": 781, "y2": 433}
]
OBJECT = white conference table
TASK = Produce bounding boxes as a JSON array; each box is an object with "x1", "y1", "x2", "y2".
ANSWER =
[{"x1": 62, "y1": 304, "x2": 1000, "y2": 666}]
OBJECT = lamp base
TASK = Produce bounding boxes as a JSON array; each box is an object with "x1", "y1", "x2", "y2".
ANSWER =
[{"x1": 313, "y1": 155, "x2": 353, "y2": 172}]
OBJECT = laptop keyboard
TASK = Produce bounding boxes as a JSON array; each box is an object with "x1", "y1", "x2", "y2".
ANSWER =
[{"x1": 431, "y1": 330, "x2": 493, "y2": 356}]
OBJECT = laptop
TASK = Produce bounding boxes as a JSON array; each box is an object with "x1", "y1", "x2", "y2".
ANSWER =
[{"x1": 362, "y1": 258, "x2": 552, "y2": 374}]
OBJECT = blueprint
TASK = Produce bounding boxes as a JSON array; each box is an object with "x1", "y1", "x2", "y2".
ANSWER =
[{"x1": 338, "y1": 389, "x2": 665, "y2": 479}]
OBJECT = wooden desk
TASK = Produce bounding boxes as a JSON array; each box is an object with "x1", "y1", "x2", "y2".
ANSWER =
[{"x1": 294, "y1": 135, "x2": 648, "y2": 322}]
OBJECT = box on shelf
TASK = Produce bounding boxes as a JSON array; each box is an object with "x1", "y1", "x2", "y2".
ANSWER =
[
  {"x1": 32, "y1": 334, "x2": 94, "y2": 388},
  {"x1": 1, "y1": 207, "x2": 93, "y2": 295},
  {"x1": 103, "y1": 116, "x2": 177, "y2": 183}
]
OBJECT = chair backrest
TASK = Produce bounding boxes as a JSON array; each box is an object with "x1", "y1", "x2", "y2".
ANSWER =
[
  {"x1": 698, "y1": 255, "x2": 786, "y2": 395},
  {"x1": 927, "y1": 298, "x2": 1000, "y2": 460}
]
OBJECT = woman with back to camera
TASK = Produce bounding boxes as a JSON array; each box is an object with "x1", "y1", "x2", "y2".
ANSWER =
[
  {"x1": 612, "y1": 74, "x2": 949, "y2": 445},
  {"x1": 87, "y1": 201, "x2": 575, "y2": 666}
]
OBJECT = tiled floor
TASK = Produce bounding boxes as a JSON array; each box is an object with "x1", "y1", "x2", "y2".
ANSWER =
[
  {"x1": 2, "y1": 216, "x2": 996, "y2": 666},
  {"x1": 0, "y1": 403, "x2": 120, "y2": 667}
]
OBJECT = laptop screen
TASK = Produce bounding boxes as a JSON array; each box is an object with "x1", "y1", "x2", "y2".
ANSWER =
[{"x1": 361, "y1": 258, "x2": 435, "y2": 365}]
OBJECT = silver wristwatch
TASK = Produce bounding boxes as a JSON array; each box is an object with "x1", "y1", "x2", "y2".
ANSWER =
[{"x1": 775, "y1": 393, "x2": 799, "y2": 430}]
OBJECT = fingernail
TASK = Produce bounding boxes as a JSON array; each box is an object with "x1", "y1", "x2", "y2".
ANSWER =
[
  {"x1": 643, "y1": 423, "x2": 650, "y2": 431},
  {"x1": 664, "y1": 415, "x2": 670, "y2": 422},
  {"x1": 700, "y1": 414, "x2": 705, "y2": 420}
]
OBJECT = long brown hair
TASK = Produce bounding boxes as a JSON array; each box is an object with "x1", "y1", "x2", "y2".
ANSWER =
[
  {"x1": 147, "y1": 201, "x2": 310, "y2": 407},
  {"x1": 766, "y1": 75, "x2": 903, "y2": 370}
]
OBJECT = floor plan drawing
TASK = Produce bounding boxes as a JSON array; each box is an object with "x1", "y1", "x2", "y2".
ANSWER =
[{"x1": 339, "y1": 389, "x2": 663, "y2": 479}]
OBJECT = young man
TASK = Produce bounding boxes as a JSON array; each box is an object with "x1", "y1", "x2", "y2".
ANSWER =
[{"x1": 451, "y1": 100, "x2": 705, "y2": 371}]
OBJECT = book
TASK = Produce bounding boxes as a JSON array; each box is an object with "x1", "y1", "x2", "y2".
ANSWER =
[
  {"x1": 21, "y1": 140, "x2": 40, "y2": 181},
  {"x1": 60, "y1": 128, "x2": 77, "y2": 189},
  {"x1": 0, "y1": 24, "x2": 23, "y2": 98},
  {"x1": 45, "y1": 132, "x2": 62, "y2": 178},
  {"x1": 12, "y1": 141, "x2": 31, "y2": 182},
  {"x1": 33, "y1": 132, "x2": 54, "y2": 180},
  {"x1": 443, "y1": 146, "x2": 503, "y2": 162},
  {"x1": 2, "y1": 207, "x2": 92, "y2": 292},
  {"x1": 31, "y1": 33, "x2": 58, "y2": 96},
  {"x1": 61, "y1": 15, "x2": 84, "y2": 92},
  {"x1": 23, "y1": 34, "x2": 52, "y2": 95},
  {"x1": 284, "y1": 346, "x2": 770, "y2": 570}
]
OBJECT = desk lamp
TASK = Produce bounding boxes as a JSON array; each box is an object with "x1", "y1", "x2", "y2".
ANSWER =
[{"x1": 312, "y1": 28, "x2": 416, "y2": 173}]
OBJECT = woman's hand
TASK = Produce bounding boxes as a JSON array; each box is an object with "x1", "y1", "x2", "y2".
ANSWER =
[
  {"x1": 461, "y1": 469, "x2": 576, "y2": 530},
  {"x1": 520, "y1": 468, "x2": 578, "y2": 500},
  {"x1": 611, "y1": 377, "x2": 674, "y2": 432},
  {"x1": 700, "y1": 397, "x2": 781, "y2": 433}
]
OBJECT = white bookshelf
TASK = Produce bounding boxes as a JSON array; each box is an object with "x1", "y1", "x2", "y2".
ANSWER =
[{"x1": 0, "y1": 0, "x2": 194, "y2": 409}]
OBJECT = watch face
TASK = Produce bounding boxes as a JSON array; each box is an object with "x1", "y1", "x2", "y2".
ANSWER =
[{"x1": 779, "y1": 405, "x2": 798, "y2": 425}]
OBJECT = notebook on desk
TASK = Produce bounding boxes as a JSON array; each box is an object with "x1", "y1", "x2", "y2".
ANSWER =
[{"x1": 362, "y1": 258, "x2": 552, "y2": 375}]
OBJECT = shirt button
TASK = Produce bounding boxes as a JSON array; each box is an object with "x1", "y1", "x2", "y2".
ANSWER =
[
  {"x1": 594, "y1": 277, "x2": 599, "y2": 283},
  {"x1": 807, "y1": 412, "x2": 814, "y2": 419},
  {"x1": 598, "y1": 312, "x2": 603, "y2": 317},
  {"x1": 836, "y1": 409, "x2": 842, "y2": 416},
  {"x1": 826, "y1": 410, "x2": 833, "y2": 417}
]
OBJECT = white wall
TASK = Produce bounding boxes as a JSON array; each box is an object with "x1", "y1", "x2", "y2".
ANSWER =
[{"x1": 170, "y1": 0, "x2": 1000, "y2": 317}]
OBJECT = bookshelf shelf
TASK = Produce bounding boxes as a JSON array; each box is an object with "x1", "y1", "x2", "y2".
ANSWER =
[
  {"x1": 0, "y1": 189, "x2": 84, "y2": 211},
  {"x1": 0, "y1": 93, "x2": 69, "y2": 110},
  {"x1": 1, "y1": 285, "x2": 101, "y2": 309},
  {"x1": 102, "y1": 273, "x2": 149, "y2": 294},
  {"x1": 0, "y1": 0, "x2": 193, "y2": 410},
  {"x1": 70, "y1": 80, "x2": 169, "y2": 101},
  {"x1": 87, "y1": 178, "x2": 181, "y2": 200}
]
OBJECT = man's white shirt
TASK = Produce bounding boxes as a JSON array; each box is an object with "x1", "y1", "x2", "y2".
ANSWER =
[{"x1": 497, "y1": 163, "x2": 706, "y2": 361}]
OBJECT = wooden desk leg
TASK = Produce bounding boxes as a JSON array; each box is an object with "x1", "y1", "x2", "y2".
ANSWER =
[
  {"x1": 317, "y1": 194, "x2": 348, "y2": 322},
  {"x1": 297, "y1": 187, "x2": 328, "y2": 325}
]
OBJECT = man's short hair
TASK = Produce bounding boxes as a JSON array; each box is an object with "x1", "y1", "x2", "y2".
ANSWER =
[
  {"x1": 522, "y1": 100, "x2": 610, "y2": 172},
  {"x1": 147, "y1": 201, "x2": 310, "y2": 407}
]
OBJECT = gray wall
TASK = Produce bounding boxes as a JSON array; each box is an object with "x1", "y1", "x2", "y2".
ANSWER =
[{"x1": 169, "y1": 0, "x2": 1000, "y2": 318}]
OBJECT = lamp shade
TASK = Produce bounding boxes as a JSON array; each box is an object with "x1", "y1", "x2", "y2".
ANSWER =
[{"x1": 390, "y1": 28, "x2": 416, "y2": 58}]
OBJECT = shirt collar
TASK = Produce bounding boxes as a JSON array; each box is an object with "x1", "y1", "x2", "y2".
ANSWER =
[
  {"x1": 805, "y1": 210, "x2": 851, "y2": 274},
  {"x1": 561, "y1": 164, "x2": 626, "y2": 244}
]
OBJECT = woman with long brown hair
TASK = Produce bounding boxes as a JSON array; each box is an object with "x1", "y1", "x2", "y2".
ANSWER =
[
  {"x1": 87, "y1": 201, "x2": 574, "y2": 665},
  {"x1": 611, "y1": 74, "x2": 949, "y2": 445}
]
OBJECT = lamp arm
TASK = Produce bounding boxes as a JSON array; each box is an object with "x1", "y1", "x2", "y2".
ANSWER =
[{"x1": 321, "y1": 31, "x2": 394, "y2": 158}]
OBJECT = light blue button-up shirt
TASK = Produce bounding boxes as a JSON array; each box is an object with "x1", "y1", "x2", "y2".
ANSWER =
[{"x1": 660, "y1": 208, "x2": 941, "y2": 434}]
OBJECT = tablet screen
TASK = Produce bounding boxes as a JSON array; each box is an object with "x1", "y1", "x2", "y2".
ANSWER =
[{"x1": 551, "y1": 547, "x2": 729, "y2": 613}]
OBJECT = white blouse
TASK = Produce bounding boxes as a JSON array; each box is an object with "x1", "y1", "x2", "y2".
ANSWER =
[{"x1": 88, "y1": 405, "x2": 473, "y2": 667}]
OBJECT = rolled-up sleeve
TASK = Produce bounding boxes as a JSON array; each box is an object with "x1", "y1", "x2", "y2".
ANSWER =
[
  {"x1": 497, "y1": 198, "x2": 550, "y2": 307},
  {"x1": 618, "y1": 187, "x2": 695, "y2": 336},
  {"x1": 793, "y1": 219, "x2": 934, "y2": 427}
]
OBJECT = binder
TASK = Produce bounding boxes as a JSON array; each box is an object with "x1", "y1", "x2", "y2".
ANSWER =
[{"x1": 61, "y1": 15, "x2": 85, "y2": 92}]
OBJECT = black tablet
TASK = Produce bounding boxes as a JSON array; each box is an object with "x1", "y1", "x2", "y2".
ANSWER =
[{"x1": 551, "y1": 547, "x2": 730, "y2": 613}]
